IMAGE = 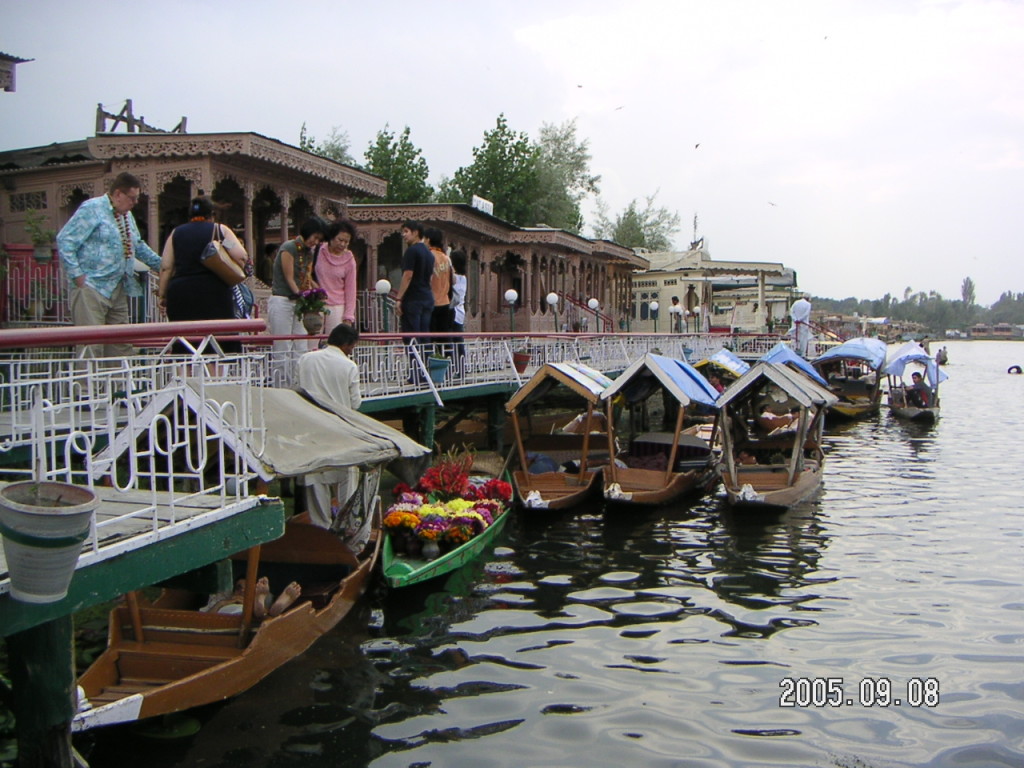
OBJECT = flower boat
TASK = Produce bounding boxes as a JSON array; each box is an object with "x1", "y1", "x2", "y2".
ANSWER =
[
  {"x1": 382, "y1": 454, "x2": 513, "y2": 588},
  {"x1": 883, "y1": 341, "x2": 946, "y2": 422},
  {"x1": 717, "y1": 362, "x2": 838, "y2": 512},
  {"x1": 811, "y1": 337, "x2": 888, "y2": 419},
  {"x1": 504, "y1": 362, "x2": 613, "y2": 511},
  {"x1": 73, "y1": 386, "x2": 429, "y2": 731},
  {"x1": 599, "y1": 353, "x2": 721, "y2": 507}
]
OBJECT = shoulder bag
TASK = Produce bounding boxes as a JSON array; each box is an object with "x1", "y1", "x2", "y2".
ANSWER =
[{"x1": 200, "y1": 223, "x2": 246, "y2": 286}]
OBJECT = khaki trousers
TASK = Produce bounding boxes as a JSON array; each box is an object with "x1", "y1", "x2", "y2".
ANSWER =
[{"x1": 69, "y1": 282, "x2": 134, "y2": 358}]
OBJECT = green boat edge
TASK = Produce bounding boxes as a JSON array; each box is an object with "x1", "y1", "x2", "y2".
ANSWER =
[{"x1": 382, "y1": 509, "x2": 511, "y2": 588}]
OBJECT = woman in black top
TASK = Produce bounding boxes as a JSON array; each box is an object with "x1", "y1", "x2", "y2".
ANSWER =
[{"x1": 157, "y1": 196, "x2": 248, "y2": 349}]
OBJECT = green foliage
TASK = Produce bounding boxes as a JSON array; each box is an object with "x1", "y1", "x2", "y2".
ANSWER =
[
  {"x1": 298, "y1": 123, "x2": 356, "y2": 166},
  {"x1": 24, "y1": 209, "x2": 55, "y2": 246},
  {"x1": 441, "y1": 114, "x2": 541, "y2": 226},
  {"x1": 592, "y1": 192, "x2": 680, "y2": 251},
  {"x1": 531, "y1": 119, "x2": 601, "y2": 233},
  {"x1": 360, "y1": 125, "x2": 433, "y2": 203}
]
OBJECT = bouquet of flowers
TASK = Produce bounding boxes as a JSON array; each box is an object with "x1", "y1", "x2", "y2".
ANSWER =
[{"x1": 293, "y1": 287, "x2": 330, "y2": 318}]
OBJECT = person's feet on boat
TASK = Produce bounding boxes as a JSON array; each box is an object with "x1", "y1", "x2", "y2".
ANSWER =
[{"x1": 268, "y1": 581, "x2": 302, "y2": 617}]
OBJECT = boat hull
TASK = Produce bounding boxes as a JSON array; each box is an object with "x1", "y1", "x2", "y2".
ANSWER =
[
  {"x1": 382, "y1": 508, "x2": 510, "y2": 588},
  {"x1": 722, "y1": 463, "x2": 822, "y2": 512},
  {"x1": 73, "y1": 514, "x2": 381, "y2": 731},
  {"x1": 512, "y1": 468, "x2": 602, "y2": 511},
  {"x1": 889, "y1": 405, "x2": 939, "y2": 422},
  {"x1": 603, "y1": 465, "x2": 718, "y2": 508}
]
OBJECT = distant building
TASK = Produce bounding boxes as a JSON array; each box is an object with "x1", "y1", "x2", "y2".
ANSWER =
[{"x1": 0, "y1": 52, "x2": 32, "y2": 93}]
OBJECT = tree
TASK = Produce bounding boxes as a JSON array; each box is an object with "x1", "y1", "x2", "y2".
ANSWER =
[
  {"x1": 439, "y1": 114, "x2": 541, "y2": 226},
  {"x1": 298, "y1": 123, "x2": 356, "y2": 166},
  {"x1": 531, "y1": 119, "x2": 601, "y2": 233},
  {"x1": 960, "y1": 276, "x2": 976, "y2": 307},
  {"x1": 360, "y1": 125, "x2": 432, "y2": 203},
  {"x1": 592, "y1": 192, "x2": 681, "y2": 251}
]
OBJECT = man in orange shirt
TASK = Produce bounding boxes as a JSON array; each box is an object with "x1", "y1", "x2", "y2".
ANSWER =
[{"x1": 425, "y1": 227, "x2": 452, "y2": 340}]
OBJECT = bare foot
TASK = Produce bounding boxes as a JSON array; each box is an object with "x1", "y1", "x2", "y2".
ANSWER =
[
  {"x1": 253, "y1": 577, "x2": 270, "y2": 619},
  {"x1": 268, "y1": 581, "x2": 301, "y2": 617}
]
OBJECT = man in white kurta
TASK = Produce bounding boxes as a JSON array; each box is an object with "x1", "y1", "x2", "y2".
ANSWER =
[
  {"x1": 789, "y1": 294, "x2": 813, "y2": 356},
  {"x1": 297, "y1": 324, "x2": 362, "y2": 530}
]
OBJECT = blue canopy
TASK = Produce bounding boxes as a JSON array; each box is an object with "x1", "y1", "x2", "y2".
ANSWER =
[
  {"x1": 760, "y1": 343, "x2": 829, "y2": 387},
  {"x1": 883, "y1": 341, "x2": 948, "y2": 388},
  {"x1": 602, "y1": 353, "x2": 719, "y2": 407},
  {"x1": 697, "y1": 348, "x2": 750, "y2": 377},
  {"x1": 812, "y1": 337, "x2": 888, "y2": 371}
]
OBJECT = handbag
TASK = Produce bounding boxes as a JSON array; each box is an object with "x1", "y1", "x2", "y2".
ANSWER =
[{"x1": 200, "y1": 223, "x2": 246, "y2": 286}]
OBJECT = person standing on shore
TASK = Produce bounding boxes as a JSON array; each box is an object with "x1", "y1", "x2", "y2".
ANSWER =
[
  {"x1": 56, "y1": 171, "x2": 162, "y2": 358},
  {"x1": 315, "y1": 219, "x2": 359, "y2": 336},
  {"x1": 425, "y1": 227, "x2": 452, "y2": 343},
  {"x1": 789, "y1": 293, "x2": 812, "y2": 357},
  {"x1": 394, "y1": 220, "x2": 434, "y2": 335}
]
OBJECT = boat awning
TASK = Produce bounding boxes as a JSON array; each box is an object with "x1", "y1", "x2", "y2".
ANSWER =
[
  {"x1": 601, "y1": 353, "x2": 719, "y2": 407},
  {"x1": 695, "y1": 348, "x2": 750, "y2": 378},
  {"x1": 505, "y1": 362, "x2": 613, "y2": 412},
  {"x1": 812, "y1": 337, "x2": 888, "y2": 370},
  {"x1": 883, "y1": 341, "x2": 948, "y2": 387},
  {"x1": 718, "y1": 362, "x2": 839, "y2": 410},
  {"x1": 197, "y1": 384, "x2": 430, "y2": 477},
  {"x1": 759, "y1": 342, "x2": 829, "y2": 387}
]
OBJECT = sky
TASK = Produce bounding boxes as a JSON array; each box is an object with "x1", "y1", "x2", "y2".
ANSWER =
[{"x1": 2, "y1": 0, "x2": 1022, "y2": 306}]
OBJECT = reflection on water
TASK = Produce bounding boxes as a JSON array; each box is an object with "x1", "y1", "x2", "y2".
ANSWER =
[{"x1": 88, "y1": 342, "x2": 1024, "y2": 768}]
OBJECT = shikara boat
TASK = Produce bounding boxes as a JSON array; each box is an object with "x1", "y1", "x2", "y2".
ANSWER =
[
  {"x1": 382, "y1": 506, "x2": 511, "y2": 587},
  {"x1": 505, "y1": 362, "x2": 613, "y2": 510},
  {"x1": 717, "y1": 362, "x2": 838, "y2": 512},
  {"x1": 73, "y1": 386, "x2": 429, "y2": 731},
  {"x1": 599, "y1": 353, "x2": 720, "y2": 507},
  {"x1": 812, "y1": 337, "x2": 888, "y2": 419},
  {"x1": 760, "y1": 342, "x2": 829, "y2": 387},
  {"x1": 695, "y1": 347, "x2": 750, "y2": 392},
  {"x1": 883, "y1": 341, "x2": 946, "y2": 422}
]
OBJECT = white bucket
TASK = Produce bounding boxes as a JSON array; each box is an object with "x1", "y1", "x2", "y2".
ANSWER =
[{"x1": 0, "y1": 481, "x2": 99, "y2": 604}]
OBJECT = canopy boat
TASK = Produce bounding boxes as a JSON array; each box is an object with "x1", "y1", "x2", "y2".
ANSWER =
[
  {"x1": 883, "y1": 341, "x2": 946, "y2": 422},
  {"x1": 812, "y1": 337, "x2": 888, "y2": 419},
  {"x1": 717, "y1": 362, "x2": 838, "y2": 512},
  {"x1": 759, "y1": 342, "x2": 829, "y2": 387},
  {"x1": 74, "y1": 386, "x2": 429, "y2": 731},
  {"x1": 599, "y1": 353, "x2": 720, "y2": 507},
  {"x1": 505, "y1": 362, "x2": 613, "y2": 510},
  {"x1": 694, "y1": 347, "x2": 750, "y2": 392}
]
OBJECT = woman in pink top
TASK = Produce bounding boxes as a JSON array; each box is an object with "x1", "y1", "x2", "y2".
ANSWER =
[{"x1": 315, "y1": 219, "x2": 359, "y2": 335}]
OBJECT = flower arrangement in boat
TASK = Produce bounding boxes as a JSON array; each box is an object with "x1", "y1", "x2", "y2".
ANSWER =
[
  {"x1": 384, "y1": 449, "x2": 512, "y2": 555},
  {"x1": 293, "y1": 287, "x2": 330, "y2": 318}
]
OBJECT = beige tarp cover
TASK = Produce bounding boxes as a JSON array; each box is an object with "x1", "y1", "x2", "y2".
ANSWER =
[{"x1": 196, "y1": 384, "x2": 429, "y2": 478}]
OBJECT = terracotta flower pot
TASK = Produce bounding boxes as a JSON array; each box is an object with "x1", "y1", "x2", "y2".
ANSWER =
[{"x1": 302, "y1": 312, "x2": 324, "y2": 334}]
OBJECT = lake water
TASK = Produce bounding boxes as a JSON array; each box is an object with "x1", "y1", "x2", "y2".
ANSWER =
[{"x1": 87, "y1": 340, "x2": 1024, "y2": 768}]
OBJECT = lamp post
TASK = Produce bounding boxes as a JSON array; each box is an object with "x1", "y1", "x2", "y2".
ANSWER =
[
  {"x1": 375, "y1": 279, "x2": 392, "y2": 333},
  {"x1": 694, "y1": 305, "x2": 702, "y2": 334},
  {"x1": 504, "y1": 288, "x2": 519, "y2": 333},
  {"x1": 650, "y1": 300, "x2": 660, "y2": 334},
  {"x1": 546, "y1": 292, "x2": 560, "y2": 332},
  {"x1": 587, "y1": 297, "x2": 600, "y2": 333},
  {"x1": 669, "y1": 304, "x2": 683, "y2": 333}
]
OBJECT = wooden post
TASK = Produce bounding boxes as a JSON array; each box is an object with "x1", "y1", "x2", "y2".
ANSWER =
[{"x1": 6, "y1": 615, "x2": 75, "y2": 768}]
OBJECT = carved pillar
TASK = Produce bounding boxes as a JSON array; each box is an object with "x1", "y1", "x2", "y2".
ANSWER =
[
  {"x1": 280, "y1": 190, "x2": 291, "y2": 242},
  {"x1": 757, "y1": 272, "x2": 766, "y2": 331},
  {"x1": 243, "y1": 181, "x2": 255, "y2": 257}
]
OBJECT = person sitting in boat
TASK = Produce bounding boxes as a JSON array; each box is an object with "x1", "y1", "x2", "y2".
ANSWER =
[
  {"x1": 907, "y1": 371, "x2": 932, "y2": 407},
  {"x1": 737, "y1": 450, "x2": 758, "y2": 465},
  {"x1": 202, "y1": 577, "x2": 302, "y2": 618}
]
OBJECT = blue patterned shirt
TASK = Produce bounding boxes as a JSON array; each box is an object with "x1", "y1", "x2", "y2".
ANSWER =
[{"x1": 56, "y1": 195, "x2": 161, "y2": 298}]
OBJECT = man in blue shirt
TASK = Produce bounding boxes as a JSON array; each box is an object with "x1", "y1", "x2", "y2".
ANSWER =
[
  {"x1": 394, "y1": 220, "x2": 434, "y2": 335},
  {"x1": 56, "y1": 172, "x2": 162, "y2": 357}
]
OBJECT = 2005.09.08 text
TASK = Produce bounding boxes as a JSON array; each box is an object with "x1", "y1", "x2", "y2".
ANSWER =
[{"x1": 779, "y1": 677, "x2": 940, "y2": 708}]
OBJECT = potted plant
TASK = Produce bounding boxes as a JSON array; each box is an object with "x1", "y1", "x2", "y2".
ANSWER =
[
  {"x1": 293, "y1": 287, "x2": 330, "y2": 334},
  {"x1": 24, "y1": 208, "x2": 56, "y2": 263}
]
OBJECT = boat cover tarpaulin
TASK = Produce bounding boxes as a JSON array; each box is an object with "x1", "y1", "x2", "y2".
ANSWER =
[
  {"x1": 195, "y1": 383, "x2": 430, "y2": 478},
  {"x1": 697, "y1": 348, "x2": 750, "y2": 377},
  {"x1": 813, "y1": 337, "x2": 888, "y2": 370},
  {"x1": 505, "y1": 362, "x2": 613, "y2": 411},
  {"x1": 718, "y1": 362, "x2": 840, "y2": 410},
  {"x1": 883, "y1": 341, "x2": 948, "y2": 387},
  {"x1": 760, "y1": 343, "x2": 829, "y2": 387},
  {"x1": 602, "y1": 353, "x2": 719, "y2": 407}
]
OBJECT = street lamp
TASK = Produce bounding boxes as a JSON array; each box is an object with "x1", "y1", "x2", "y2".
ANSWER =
[
  {"x1": 375, "y1": 279, "x2": 392, "y2": 332},
  {"x1": 546, "y1": 292, "x2": 559, "y2": 332},
  {"x1": 693, "y1": 305, "x2": 702, "y2": 333},
  {"x1": 650, "y1": 300, "x2": 660, "y2": 334},
  {"x1": 504, "y1": 288, "x2": 519, "y2": 333},
  {"x1": 587, "y1": 297, "x2": 600, "y2": 333}
]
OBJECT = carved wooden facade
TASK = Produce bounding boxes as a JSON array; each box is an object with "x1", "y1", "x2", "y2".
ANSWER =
[{"x1": 347, "y1": 204, "x2": 646, "y2": 333}]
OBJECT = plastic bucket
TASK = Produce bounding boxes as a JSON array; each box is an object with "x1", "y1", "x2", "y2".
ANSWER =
[
  {"x1": 0, "y1": 481, "x2": 99, "y2": 604},
  {"x1": 512, "y1": 352, "x2": 530, "y2": 374}
]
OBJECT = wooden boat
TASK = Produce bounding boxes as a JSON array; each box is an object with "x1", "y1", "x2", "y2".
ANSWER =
[
  {"x1": 505, "y1": 362, "x2": 613, "y2": 510},
  {"x1": 717, "y1": 362, "x2": 838, "y2": 512},
  {"x1": 73, "y1": 385, "x2": 430, "y2": 731},
  {"x1": 760, "y1": 342, "x2": 830, "y2": 387},
  {"x1": 74, "y1": 507, "x2": 382, "y2": 731},
  {"x1": 599, "y1": 353, "x2": 720, "y2": 507},
  {"x1": 695, "y1": 347, "x2": 750, "y2": 392},
  {"x1": 812, "y1": 337, "x2": 888, "y2": 419},
  {"x1": 883, "y1": 341, "x2": 945, "y2": 422},
  {"x1": 382, "y1": 506, "x2": 511, "y2": 587}
]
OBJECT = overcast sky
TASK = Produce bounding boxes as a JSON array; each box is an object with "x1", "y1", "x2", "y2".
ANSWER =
[{"x1": 3, "y1": 0, "x2": 1021, "y2": 305}]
